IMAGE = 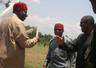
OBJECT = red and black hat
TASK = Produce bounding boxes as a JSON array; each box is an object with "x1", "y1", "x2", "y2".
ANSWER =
[
  {"x1": 54, "y1": 23, "x2": 64, "y2": 29},
  {"x1": 13, "y1": 2, "x2": 27, "y2": 12}
]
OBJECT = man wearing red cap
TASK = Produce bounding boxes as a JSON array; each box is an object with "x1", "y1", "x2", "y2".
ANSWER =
[
  {"x1": 0, "y1": 2, "x2": 39, "y2": 68},
  {"x1": 43, "y1": 23, "x2": 75, "y2": 68}
]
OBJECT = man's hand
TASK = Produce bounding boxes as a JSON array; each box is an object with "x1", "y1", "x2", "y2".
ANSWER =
[
  {"x1": 42, "y1": 65, "x2": 46, "y2": 68},
  {"x1": 55, "y1": 35, "x2": 64, "y2": 46},
  {"x1": 31, "y1": 36, "x2": 39, "y2": 44}
]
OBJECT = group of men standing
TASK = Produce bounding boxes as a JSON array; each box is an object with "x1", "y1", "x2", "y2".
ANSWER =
[
  {"x1": 43, "y1": 0, "x2": 96, "y2": 68},
  {"x1": 0, "y1": 0, "x2": 96, "y2": 68},
  {"x1": 43, "y1": 15, "x2": 95, "y2": 68}
]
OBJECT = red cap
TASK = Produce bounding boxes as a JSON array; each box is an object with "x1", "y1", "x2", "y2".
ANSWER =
[
  {"x1": 13, "y1": 2, "x2": 27, "y2": 12},
  {"x1": 54, "y1": 23, "x2": 64, "y2": 29}
]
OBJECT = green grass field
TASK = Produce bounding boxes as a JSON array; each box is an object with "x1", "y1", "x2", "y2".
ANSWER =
[{"x1": 25, "y1": 44, "x2": 48, "y2": 68}]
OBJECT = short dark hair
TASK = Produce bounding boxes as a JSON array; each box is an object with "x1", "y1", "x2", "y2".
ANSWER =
[{"x1": 81, "y1": 15, "x2": 95, "y2": 27}]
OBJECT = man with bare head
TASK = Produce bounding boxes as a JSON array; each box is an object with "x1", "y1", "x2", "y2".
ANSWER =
[{"x1": 89, "y1": 0, "x2": 96, "y2": 67}]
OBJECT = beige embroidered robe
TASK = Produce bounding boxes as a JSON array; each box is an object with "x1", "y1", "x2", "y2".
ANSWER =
[{"x1": 0, "y1": 14, "x2": 34, "y2": 68}]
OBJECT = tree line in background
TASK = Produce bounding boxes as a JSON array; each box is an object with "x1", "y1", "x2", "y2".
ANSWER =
[{"x1": 25, "y1": 25, "x2": 53, "y2": 47}]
